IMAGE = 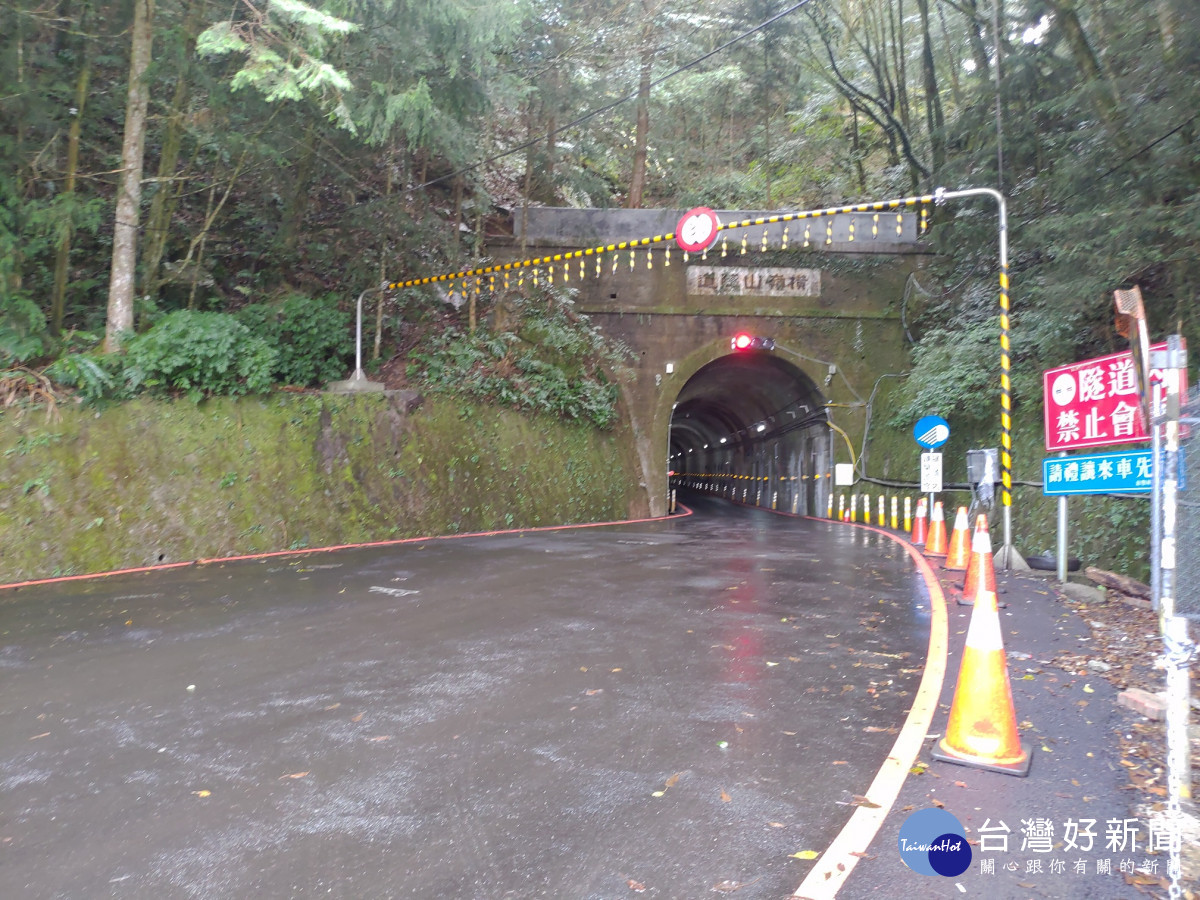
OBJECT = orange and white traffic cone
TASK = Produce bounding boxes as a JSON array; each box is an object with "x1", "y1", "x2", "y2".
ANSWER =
[
  {"x1": 910, "y1": 498, "x2": 928, "y2": 546},
  {"x1": 960, "y1": 515, "x2": 997, "y2": 607},
  {"x1": 924, "y1": 501, "x2": 948, "y2": 555},
  {"x1": 944, "y1": 506, "x2": 971, "y2": 570},
  {"x1": 931, "y1": 589, "x2": 1031, "y2": 776}
]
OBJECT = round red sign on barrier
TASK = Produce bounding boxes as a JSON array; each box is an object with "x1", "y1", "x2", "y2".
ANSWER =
[{"x1": 675, "y1": 207, "x2": 720, "y2": 253}]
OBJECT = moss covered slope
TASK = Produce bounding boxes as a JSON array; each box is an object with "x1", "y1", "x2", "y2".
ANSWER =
[{"x1": 0, "y1": 393, "x2": 643, "y2": 583}]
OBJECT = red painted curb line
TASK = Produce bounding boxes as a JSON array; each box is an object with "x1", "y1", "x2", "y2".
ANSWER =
[{"x1": 0, "y1": 505, "x2": 694, "y2": 593}]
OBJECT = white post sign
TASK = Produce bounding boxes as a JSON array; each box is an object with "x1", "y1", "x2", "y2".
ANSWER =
[{"x1": 921, "y1": 452, "x2": 944, "y2": 493}]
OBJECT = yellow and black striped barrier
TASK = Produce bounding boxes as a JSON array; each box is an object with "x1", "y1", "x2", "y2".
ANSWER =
[{"x1": 383, "y1": 196, "x2": 935, "y2": 296}]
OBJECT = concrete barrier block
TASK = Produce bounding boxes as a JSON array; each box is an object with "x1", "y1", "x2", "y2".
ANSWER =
[{"x1": 1118, "y1": 687, "x2": 1167, "y2": 721}]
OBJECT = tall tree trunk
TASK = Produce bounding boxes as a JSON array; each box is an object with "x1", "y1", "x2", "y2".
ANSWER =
[
  {"x1": 761, "y1": 36, "x2": 773, "y2": 208},
  {"x1": 890, "y1": 0, "x2": 910, "y2": 135},
  {"x1": 627, "y1": 45, "x2": 653, "y2": 209},
  {"x1": 1156, "y1": 0, "x2": 1177, "y2": 55},
  {"x1": 1044, "y1": 0, "x2": 1125, "y2": 139},
  {"x1": 140, "y1": 0, "x2": 200, "y2": 307},
  {"x1": 278, "y1": 120, "x2": 317, "y2": 256},
  {"x1": 542, "y1": 88, "x2": 557, "y2": 203},
  {"x1": 916, "y1": 0, "x2": 944, "y2": 175},
  {"x1": 140, "y1": 74, "x2": 188, "y2": 307},
  {"x1": 51, "y1": 31, "x2": 91, "y2": 335},
  {"x1": 451, "y1": 176, "x2": 463, "y2": 261},
  {"x1": 850, "y1": 107, "x2": 866, "y2": 192},
  {"x1": 961, "y1": 0, "x2": 992, "y2": 79},
  {"x1": 104, "y1": 0, "x2": 154, "y2": 353},
  {"x1": 521, "y1": 105, "x2": 533, "y2": 257},
  {"x1": 9, "y1": 12, "x2": 27, "y2": 300},
  {"x1": 936, "y1": 0, "x2": 964, "y2": 106}
]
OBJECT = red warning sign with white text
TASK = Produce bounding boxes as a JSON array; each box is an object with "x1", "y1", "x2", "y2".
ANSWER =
[{"x1": 1043, "y1": 343, "x2": 1172, "y2": 452}]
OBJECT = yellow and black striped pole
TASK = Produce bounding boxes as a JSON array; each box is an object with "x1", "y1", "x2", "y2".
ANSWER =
[{"x1": 934, "y1": 187, "x2": 1013, "y2": 567}]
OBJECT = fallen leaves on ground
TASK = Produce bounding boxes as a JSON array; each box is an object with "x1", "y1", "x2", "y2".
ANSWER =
[
  {"x1": 1124, "y1": 872, "x2": 1168, "y2": 888},
  {"x1": 652, "y1": 771, "x2": 685, "y2": 797},
  {"x1": 1045, "y1": 587, "x2": 1200, "y2": 878}
]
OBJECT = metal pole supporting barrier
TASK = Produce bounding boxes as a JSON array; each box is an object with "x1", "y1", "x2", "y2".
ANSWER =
[
  {"x1": 934, "y1": 187, "x2": 1015, "y2": 569},
  {"x1": 1056, "y1": 451, "x2": 1069, "y2": 584},
  {"x1": 1153, "y1": 338, "x2": 1193, "y2": 900}
]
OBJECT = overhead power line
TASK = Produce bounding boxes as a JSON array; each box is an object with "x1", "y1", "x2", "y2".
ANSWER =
[{"x1": 413, "y1": 0, "x2": 817, "y2": 193}]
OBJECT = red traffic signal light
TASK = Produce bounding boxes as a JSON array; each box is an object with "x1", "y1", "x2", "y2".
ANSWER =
[{"x1": 731, "y1": 333, "x2": 775, "y2": 351}]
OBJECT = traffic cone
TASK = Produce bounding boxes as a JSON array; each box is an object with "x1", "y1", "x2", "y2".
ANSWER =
[
  {"x1": 959, "y1": 516, "x2": 997, "y2": 607},
  {"x1": 944, "y1": 506, "x2": 971, "y2": 570},
  {"x1": 924, "y1": 501, "x2": 948, "y2": 555},
  {"x1": 931, "y1": 590, "x2": 1031, "y2": 776},
  {"x1": 910, "y1": 498, "x2": 928, "y2": 546}
]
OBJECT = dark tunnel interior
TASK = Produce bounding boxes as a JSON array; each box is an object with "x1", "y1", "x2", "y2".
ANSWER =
[{"x1": 668, "y1": 350, "x2": 833, "y2": 515}]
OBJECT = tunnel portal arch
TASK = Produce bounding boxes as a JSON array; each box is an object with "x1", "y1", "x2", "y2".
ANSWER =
[{"x1": 669, "y1": 350, "x2": 832, "y2": 516}]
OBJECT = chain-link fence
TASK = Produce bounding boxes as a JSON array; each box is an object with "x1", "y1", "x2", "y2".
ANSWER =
[{"x1": 1178, "y1": 384, "x2": 1199, "y2": 622}]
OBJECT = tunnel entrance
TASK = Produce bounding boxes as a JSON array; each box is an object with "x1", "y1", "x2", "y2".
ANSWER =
[{"x1": 669, "y1": 351, "x2": 831, "y2": 515}]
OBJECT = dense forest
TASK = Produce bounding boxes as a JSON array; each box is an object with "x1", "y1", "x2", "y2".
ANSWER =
[{"x1": 2, "y1": 0, "x2": 1197, "y2": 422}]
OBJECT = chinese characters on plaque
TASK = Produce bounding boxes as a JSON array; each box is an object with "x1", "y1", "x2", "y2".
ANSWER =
[
  {"x1": 1043, "y1": 449, "x2": 1153, "y2": 495},
  {"x1": 687, "y1": 266, "x2": 821, "y2": 298}
]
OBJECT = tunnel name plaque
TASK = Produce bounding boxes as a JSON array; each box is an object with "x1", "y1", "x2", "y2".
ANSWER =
[{"x1": 687, "y1": 266, "x2": 821, "y2": 298}]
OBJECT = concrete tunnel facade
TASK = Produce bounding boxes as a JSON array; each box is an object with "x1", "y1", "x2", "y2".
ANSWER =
[{"x1": 496, "y1": 206, "x2": 928, "y2": 517}]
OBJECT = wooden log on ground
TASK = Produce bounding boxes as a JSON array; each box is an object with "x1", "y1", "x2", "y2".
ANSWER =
[{"x1": 1084, "y1": 566, "x2": 1152, "y2": 600}]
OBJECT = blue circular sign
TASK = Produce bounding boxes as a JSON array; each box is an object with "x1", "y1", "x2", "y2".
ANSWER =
[
  {"x1": 914, "y1": 415, "x2": 951, "y2": 449},
  {"x1": 897, "y1": 808, "x2": 972, "y2": 877}
]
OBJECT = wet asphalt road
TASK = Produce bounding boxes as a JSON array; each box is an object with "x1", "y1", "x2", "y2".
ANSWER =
[{"x1": 1, "y1": 495, "x2": 934, "y2": 899}]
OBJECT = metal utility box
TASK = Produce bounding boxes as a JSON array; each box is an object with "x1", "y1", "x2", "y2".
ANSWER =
[{"x1": 967, "y1": 448, "x2": 1000, "y2": 485}]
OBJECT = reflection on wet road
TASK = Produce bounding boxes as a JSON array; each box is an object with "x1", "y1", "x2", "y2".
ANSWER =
[{"x1": 0, "y1": 495, "x2": 932, "y2": 898}]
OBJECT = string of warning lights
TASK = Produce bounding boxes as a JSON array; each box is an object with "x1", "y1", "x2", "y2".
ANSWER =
[{"x1": 384, "y1": 196, "x2": 934, "y2": 299}]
